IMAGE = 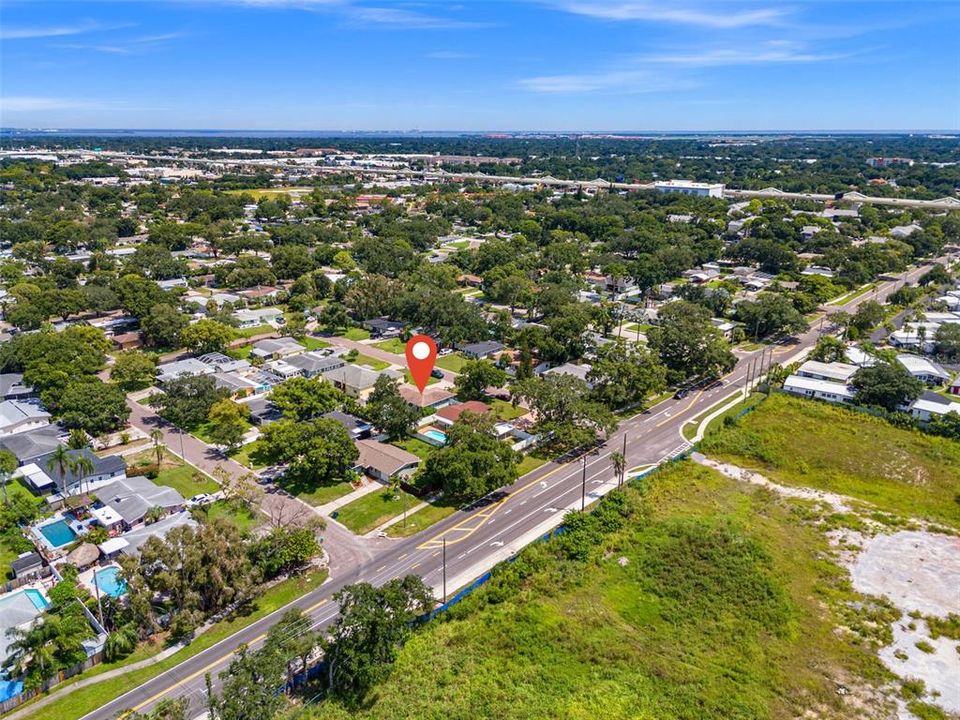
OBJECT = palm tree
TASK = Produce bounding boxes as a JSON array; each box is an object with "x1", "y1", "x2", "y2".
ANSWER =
[
  {"x1": 72, "y1": 453, "x2": 96, "y2": 497},
  {"x1": 150, "y1": 429, "x2": 165, "y2": 467},
  {"x1": 46, "y1": 445, "x2": 74, "y2": 498},
  {"x1": 611, "y1": 451, "x2": 626, "y2": 487},
  {"x1": 0, "y1": 448, "x2": 17, "y2": 504}
]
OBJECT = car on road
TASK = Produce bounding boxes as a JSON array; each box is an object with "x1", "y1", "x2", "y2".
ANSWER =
[
  {"x1": 674, "y1": 388, "x2": 689, "y2": 399},
  {"x1": 438, "y1": 348, "x2": 453, "y2": 356}
]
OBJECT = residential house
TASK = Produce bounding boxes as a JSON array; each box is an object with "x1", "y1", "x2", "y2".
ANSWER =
[
  {"x1": 890, "y1": 224, "x2": 922, "y2": 239},
  {"x1": 238, "y1": 286, "x2": 282, "y2": 302},
  {"x1": 353, "y1": 440, "x2": 420, "y2": 483},
  {"x1": 250, "y1": 337, "x2": 304, "y2": 361},
  {"x1": 156, "y1": 358, "x2": 213, "y2": 384},
  {"x1": 111, "y1": 331, "x2": 143, "y2": 351},
  {"x1": 783, "y1": 375, "x2": 855, "y2": 404},
  {"x1": 0, "y1": 426, "x2": 63, "y2": 466},
  {"x1": 321, "y1": 411, "x2": 373, "y2": 440},
  {"x1": 284, "y1": 352, "x2": 346, "y2": 378},
  {"x1": 17, "y1": 448, "x2": 126, "y2": 498},
  {"x1": 435, "y1": 400, "x2": 492, "y2": 427},
  {"x1": 0, "y1": 400, "x2": 51, "y2": 438},
  {"x1": 244, "y1": 397, "x2": 282, "y2": 426},
  {"x1": 896, "y1": 354, "x2": 951, "y2": 385},
  {"x1": 362, "y1": 317, "x2": 405, "y2": 338},
  {"x1": 111, "y1": 512, "x2": 198, "y2": 558},
  {"x1": 97, "y1": 475, "x2": 186, "y2": 529},
  {"x1": 0, "y1": 374, "x2": 34, "y2": 401},
  {"x1": 459, "y1": 340, "x2": 505, "y2": 359},
  {"x1": 398, "y1": 384, "x2": 455, "y2": 410},
  {"x1": 322, "y1": 365, "x2": 400, "y2": 401},
  {"x1": 10, "y1": 551, "x2": 44, "y2": 580},
  {"x1": 908, "y1": 392, "x2": 960, "y2": 422},
  {"x1": 544, "y1": 362, "x2": 593, "y2": 386},
  {"x1": 795, "y1": 360, "x2": 860, "y2": 384},
  {"x1": 233, "y1": 307, "x2": 283, "y2": 329}
]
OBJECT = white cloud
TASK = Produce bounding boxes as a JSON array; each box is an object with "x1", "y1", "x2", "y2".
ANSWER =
[
  {"x1": 346, "y1": 6, "x2": 488, "y2": 29},
  {"x1": 519, "y1": 69, "x2": 691, "y2": 94},
  {"x1": 553, "y1": 1, "x2": 788, "y2": 28},
  {"x1": 1, "y1": 21, "x2": 123, "y2": 41},
  {"x1": 56, "y1": 30, "x2": 191, "y2": 55},
  {"x1": 642, "y1": 46, "x2": 847, "y2": 67}
]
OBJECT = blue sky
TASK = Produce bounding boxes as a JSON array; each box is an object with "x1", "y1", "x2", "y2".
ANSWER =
[{"x1": 2, "y1": 1, "x2": 958, "y2": 131}]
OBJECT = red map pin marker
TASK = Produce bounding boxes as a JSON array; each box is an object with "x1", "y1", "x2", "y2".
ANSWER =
[{"x1": 405, "y1": 335, "x2": 438, "y2": 393}]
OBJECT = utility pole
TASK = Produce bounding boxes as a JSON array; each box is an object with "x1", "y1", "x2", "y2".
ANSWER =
[
  {"x1": 620, "y1": 434, "x2": 627, "y2": 486},
  {"x1": 442, "y1": 538, "x2": 447, "y2": 605},
  {"x1": 581, "y1": 456, "x2": 587, "y2": 511}
]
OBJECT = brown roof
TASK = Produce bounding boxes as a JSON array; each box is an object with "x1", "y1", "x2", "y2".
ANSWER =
[
  {"x1": 398, "y1": 384, "x2": 454, "y2": 408},
  {"x1": 354, "y1": 440, "x2": 420, "y2": 478},
  {"x1": 65, "y1": 543, "x2": 100, "y2": 568},
  {"x1": 436, "y1": 401, "x2": 491, "y2": 423}
]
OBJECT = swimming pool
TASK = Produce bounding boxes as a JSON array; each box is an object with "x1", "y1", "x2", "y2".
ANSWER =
[
  {"x1": 423, "y1": 429, "x2": 448, "y2": 444},
  {"x1": 0, "y1": 588, "x2": 49, "y2": 612},
  {"x1": 38, "y1": 519, "x2": 77, "y2": 548},
  {"x1": 93, "y1": 566, "x2": 127, "y2": 598}
]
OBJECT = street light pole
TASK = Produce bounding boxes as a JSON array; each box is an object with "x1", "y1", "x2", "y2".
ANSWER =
[
  {"x1": 620, "y1": 434, "x2": 626, "y2": 486},
  {"x1": 581, "y1": 456, "x2": 587, "y2": 511}
]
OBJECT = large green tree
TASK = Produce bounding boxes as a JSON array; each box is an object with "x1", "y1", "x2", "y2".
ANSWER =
[
  {"x1": 415, "y1": 413, "x2": 520, "y2": 500},
  {"x1": 453, "y1": 359, "x2": 507, "y2": 401},
  {"x1": 647, "y1": 300, "x2": 736, "y2": 383},
  {"x1": 512, "y1": 373, "x2": 618, "y2": 449},
  {"x1": 259, "y1": 418, "x2": 358, "y2": 487},
  {"x1": 365, "y1": 375, "x2": 420, "y2": 440},
  {"x1": 57, "y1": 380, "x2": 130, "y2": 436},
  {"x1": 151, "y1": 375, "x2": 229, "y2": 429},
  {"x1": 587, "y1": 339, "x2": 667, "y2": 410},
  {"x1": 268, "y1": 376, "x2": 342, "y2": 422},
  {"x1": 324, "y1": 576, "x2": 434, "y2": 701},
  {"x1": 851, "y1": 361, "x2": 924, "y2": 412}
]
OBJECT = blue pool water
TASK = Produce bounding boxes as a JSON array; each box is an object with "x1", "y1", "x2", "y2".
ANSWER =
[
  {"x1": 423, "y1": 429, "x2": 448, "y2": 444},
  {"x1": 93, "y1": 566, "x2": 127, "y2": 598},
  {"x1": 0, "y1": 588, "x2": 49, "y2": 612},
  {"x1": 39, "y1": 519, "x2": 77, "y2": 548}
]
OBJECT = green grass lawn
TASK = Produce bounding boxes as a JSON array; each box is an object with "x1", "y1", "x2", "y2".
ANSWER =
[
  {"x1": 201, "y1": 499, "x2": 261, "y2": 532},
  {"x1": 373, "y1": 338, "x2": 407, "y2": 355},
  {"x1": 276, "y1": 475, "x2": 356, "y2": 507},
  {"x1": 229, "y1": 344, "x2": 253, "y2": 360},
  {"x1": 681, "y1": 391, "x2": 766, "y2": 442},
  {"x1": 391, "y1": 437, "x2": 436, "y2": 460},
  {"x1": 435, "y1": 353, "x2": 467, "y2": 373},
  {"x1": 385, "y1": 498, "x2": 457, "y2": 538},
  {"x1": 700, "y1": 393, "x2": 960, "y2": 528},
  {"x1": 352, "y1": 354, "x2": 390, "y2": 371},
  {"x1": 22, "y1": 569, "x2": 329, "y2": 720},
  {"x1": 299, "y1": 336, "x2": 331, "y2": 351},
  {"x1": 335, "y1": 488, "x2": 418, "y2": 535},
  {"x1": 229, "y1": 438, "x2": 269, "y2": 470},
  {"x1": 490, "y1": 399, "x2": 526, "y2": 421},
  {"x1": 301, "y1": 461, "x2": 891, "y2": 720},
  {"x1": 127, "y1": 449, "x2": 218, "y2": 496},
  {"x1": 0, "y1": 485, "x2": 38, "y2": 577},
  {"x1": 340, "y1": 327, "x2": 371, "y2": 341},
  {"x1": 516, "y1": 452, "x2": 551, "y2": 476},
  {"x1": 234, "y1": 324, "x2": 274, "y2": 338}
]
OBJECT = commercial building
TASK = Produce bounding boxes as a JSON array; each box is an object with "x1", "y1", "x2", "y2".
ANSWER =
[{"x1": 653, "y1": 180, "x2": 724, "y2": 198}]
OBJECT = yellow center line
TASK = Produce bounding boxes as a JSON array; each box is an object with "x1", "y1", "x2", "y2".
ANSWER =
[
  {"x1": 655, "y1": 388, "x2": 704, "y2": 427},
  {"x1": 398, "y1": 553, "x2": 408, "y2": 560},
  {"x1": 376, "y1": 565, "x2": 387, "y2": 572}
]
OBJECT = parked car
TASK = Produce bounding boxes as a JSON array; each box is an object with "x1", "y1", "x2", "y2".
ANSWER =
[
  {"x1": 187, "y1": 493, "x2": 213, "y2": 507},
  {"x1": 430, "y1": 368, "x2": 444, "y2": 379},
  {"x1": 438, "y1": 348, "x2": 454, "y2": 356}
]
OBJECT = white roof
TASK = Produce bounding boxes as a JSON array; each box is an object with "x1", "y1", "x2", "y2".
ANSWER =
[
  {"x1": 796, "y1": 360, "x2": 859, "y2": 383},
  {"x1": 98, "y1": 537, "x2": 129, "y2": 554},
  {"x1": 90, "y1": 505, "x2": 123, "y2": 526},
  {"x1": 896, "y1": 354, "x2": 950, "y2": 379},
  {"x1": 910, "y1": 398, "x2": 960, "y2": 416},
  {"x1": 784, "y1": 375, "x2": 855, "y2": 398},
  {"x1": 844, "y1": 347, "x2": 876, "y2": 367}
]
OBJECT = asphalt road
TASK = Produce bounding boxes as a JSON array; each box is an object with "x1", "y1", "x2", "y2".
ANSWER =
[{"x1": 79, "y1": 261, "x2": 942, "y2": 720}]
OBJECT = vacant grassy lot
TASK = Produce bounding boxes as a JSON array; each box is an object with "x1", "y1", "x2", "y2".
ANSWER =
[
  {"x1": 373, "y1": 338, "x2": 406, "y2": 355},
  {"x1": 434, "y1": 352, "x2": 467, "y2": 373},
  {"x1": 305, "y1": 461, "x2": 891, "y2": 720},
  {"x1": 202, "y1": 499, "x2": 261, "y2": 532},
  {"x1": 700, "y1": 393, "x2": 960, "y2": 528},
  {"x1": 335, "y1": 488, "x2": 418, "y2": 535},
  {"x1": 24, "y1": 569, "x2": 329, "y2": 720},
  {"x1": 391, "y1": 437, "x2": 435, "y2": 460},
  {"x1": 339, "y1": 327, "x2": 370, "y2": 341},
  {"x1": 229, "y1": 438, "x2": 269, "y2": 470},
  {"x1": 516, "y1": 452, "x2": 551, "y2": 476},
  {"x1": 127, "y1": 449, "x2": 218, "y2": 496},
  {"x1": 299, "y1": 336, "x2": 330, "y2": 352},
  {"x1": 490, "y1": 398, "x2": 526, "y2": 421},
  {"x1": 351, "y1": 354, "x2": 390, "y2": 371}
]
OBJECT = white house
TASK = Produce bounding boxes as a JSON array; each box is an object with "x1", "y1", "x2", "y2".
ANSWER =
[
  {"x1": 795, "y1": 360, "x2": 860, "y2": 384},
  {"x1": 0, "y1": 400, "x2": 51, "y2": 437},
  {"x1": 896, "y1": 354, "x2": 951, "y2": 385},
  {"x1": 783, "y1": 375, "x2": 855, "y2": 404},
  {"x1": 233, "y1": 307, "x2": 284, "y2": 329}
]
